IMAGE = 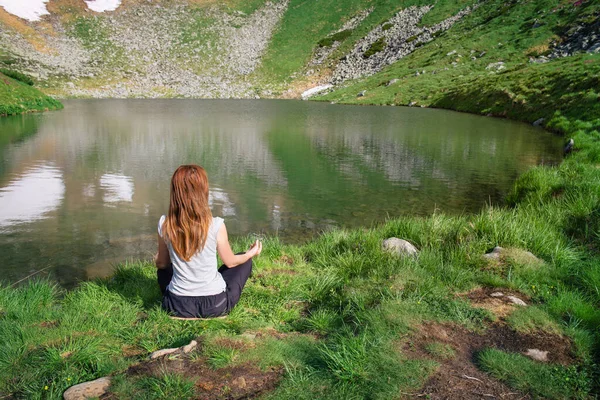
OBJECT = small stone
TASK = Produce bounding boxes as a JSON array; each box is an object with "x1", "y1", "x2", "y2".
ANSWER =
[
  {"x1": 486, "y1": 62, "x2": 506, "y2": 71},
  {"x1": 232, "y1": 376, "x2": 247, "y2": 389},
  {"x1": 524, "y1": 348, "x2": 548, "y2": 362},
  {"x1": 150, "y1": 348, "x2": 179, "y2": 359},
  {"x1": 357, "y1": 90, "x2": 366, "y2": 97},
  {"x1": 483, "y1": 246, "x2": 504, "y2": 260},
  {"x1": 507, "y1": 296, "x2": 527, "y2": 306},
  {"x1": 408, "y1": 101, "x2": 417, "y2": 107},
  {"x1": 182, "y1": 340, "x2": 197, "y2": 353},
  {"x1": 382, "y1": 238, "x2": 418, "y2": 256},
  {"x1": 490, "y1": 292, "x2": 504, "y2": 297},
  {"x1": 63, "y1": 377, "x2": 111, "y2": 400},
  {"x1": 386, "y1": 79, "x2": 398, "y2": 86}
]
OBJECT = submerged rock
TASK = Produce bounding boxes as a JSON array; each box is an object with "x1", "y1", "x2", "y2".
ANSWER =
[
  {"x1": 532, "y1": 118, "x2": 545, "y2": 126},
  {"x1": 382, "y1": 238, "x2": 418, "y2": 256},
  {"x1": 63, "y1": 377, "x2": 111, "y2": 400}
]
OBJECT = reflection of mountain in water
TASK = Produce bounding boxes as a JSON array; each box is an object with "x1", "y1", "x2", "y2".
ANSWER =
[{"x1": 0, "y1": 100, "x2": 562, "y2": 286}]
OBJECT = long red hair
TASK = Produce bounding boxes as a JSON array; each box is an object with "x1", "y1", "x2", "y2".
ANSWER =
[{"x1": 162, "y1": 165, "x2": 212, "y2": 261}]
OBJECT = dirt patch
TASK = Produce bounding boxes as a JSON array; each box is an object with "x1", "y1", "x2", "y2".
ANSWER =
[
  {"x1": 462, "y1": 287, "x2": 530, "y2": 319},
  {"x1": 401, "y1": 321, "x2": 576, "y2": 399},
  {"x1": 277, "y1": 255, "x2": 295, "y2": 266},
  {"x1": 114, "y1": 338, "x2": 281, "y2": 400},
  {"x1": 212, "y1": 336, "x2": 256, "y2": 350}
]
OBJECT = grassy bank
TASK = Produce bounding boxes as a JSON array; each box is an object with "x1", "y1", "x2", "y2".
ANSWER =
[
  {"x1": 1, "y1": 204, "x2": 599, "y2": 398},
  {"x1": 0, "y1": 71, "x2": 63, "y2": 116}
]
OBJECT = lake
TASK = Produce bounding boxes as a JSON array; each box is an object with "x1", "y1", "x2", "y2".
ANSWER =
[{"x1": 0, "y1": 99, "x2": 562, "y2": 286}]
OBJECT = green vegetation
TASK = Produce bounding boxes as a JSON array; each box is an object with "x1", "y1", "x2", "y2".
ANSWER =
[
  {"x1": 256, "y1": 0, "x2": 472, "y2": 88},
  {"x1": 2, "y1": 201, "x2": 600, "y2": 398},
  {"x1": 478, "y1": 349, "x2": 591, "y2": 398},
  {"x1": 0, "y1": 69, "x2": 34, "y2": 86},
  {"x1": 0, "y1": 72, "x2": 62, "y2": 116},
  {"x1": 364, "y1": 37, "x2": 386, "y2": 58},
  {"x1": 67, "y1": 16, "x2": 125, "y2": 67},
  {"x1": 317, "y1": 29, "x2": 354, "y2": 48}
]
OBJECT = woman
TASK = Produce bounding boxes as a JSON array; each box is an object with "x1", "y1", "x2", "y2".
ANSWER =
[{"x1": 155, "y1": 165, "x2": 262, "y2": 318}]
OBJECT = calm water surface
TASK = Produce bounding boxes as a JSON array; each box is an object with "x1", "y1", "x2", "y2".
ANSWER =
[{"x1": 0, "y1": 99, "x2": 562, "y2": 286}]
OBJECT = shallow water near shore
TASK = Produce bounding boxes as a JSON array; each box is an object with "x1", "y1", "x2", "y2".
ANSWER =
[{"x1": 0, "y1": 99, "x2": 562, "y2": 286}]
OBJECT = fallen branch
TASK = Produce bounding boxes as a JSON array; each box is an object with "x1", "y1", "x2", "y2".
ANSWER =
[{"x1": 460, "y1": 374, "x2": 483, "y2": 383}]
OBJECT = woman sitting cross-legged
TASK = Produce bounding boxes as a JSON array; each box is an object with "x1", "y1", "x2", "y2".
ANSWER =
[{"x1": 155, "y1": 164, "x2": 262, "y2": 319}]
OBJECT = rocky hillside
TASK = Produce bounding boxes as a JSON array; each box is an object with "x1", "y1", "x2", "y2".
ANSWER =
[{"x1": 0, "y1": 0, "x2": 598, "y2": 102}]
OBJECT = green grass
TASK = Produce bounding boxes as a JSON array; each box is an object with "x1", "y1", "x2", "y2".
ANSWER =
[
  {"x1": 0, "y1": 69, "x2": 34, "y2": 86},
  {"x1": 364, "y1": 37, "x2": 386, "y2": 58},
  {"x1": 0, "y1": 72, "x2": 63, "y2": 116},
  {"x1": 478, "y1": 349, "x2": 592, "y2": 399},
  {"x1": 2, "y1": 204, "x2": 599, "y2": 398}
]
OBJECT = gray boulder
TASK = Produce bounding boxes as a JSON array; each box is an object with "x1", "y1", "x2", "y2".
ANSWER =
[
  {"x1": 382, "y1": 238, "x2": 418, "y2": 256},
  {"x1": 63, "y1": 377, "x2": 111, "y2": 400}
]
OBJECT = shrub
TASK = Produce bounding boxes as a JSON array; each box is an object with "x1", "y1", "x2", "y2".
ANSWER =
[
  {"x1": 364, "y1": 38, "x2": 386, "y2": 58},
  {"x1": 0, "y1": 69, "x2": 34, "y2": 86},
  {"x1": 317, "y1": 29, "x2": 353, "y2": 47}
]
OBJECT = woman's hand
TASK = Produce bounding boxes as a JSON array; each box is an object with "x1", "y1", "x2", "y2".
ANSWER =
[{"x1": 246, "y1": 240, "x2": 263, "y2": 258}]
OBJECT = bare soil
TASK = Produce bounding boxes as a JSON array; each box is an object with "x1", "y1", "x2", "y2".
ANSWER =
[
  {"x1": 106, "y1": 337, "x2": 281, "y2": 400},
  {"x1": 401, "y1": 288, "x2": 576, "y2": 399}
]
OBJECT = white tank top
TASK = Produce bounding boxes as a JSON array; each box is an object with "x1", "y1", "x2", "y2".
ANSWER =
[{"x1": 158, "y1": 215, "x2": 226, "y2": 296}]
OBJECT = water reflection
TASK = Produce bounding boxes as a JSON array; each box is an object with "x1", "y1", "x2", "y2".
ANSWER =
[
  {"x1": 0, "y1": 164, "x2": 64, "y2": 228},
  {"x1": 0, "y1": 99, "x2": 563, "y2": 286},
  {"x1": 100, "y1": 173, "x2": 134, "y2": 203}
]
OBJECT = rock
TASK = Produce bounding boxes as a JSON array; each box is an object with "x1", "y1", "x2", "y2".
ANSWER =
[
  {"x1": 483, "y1": 246, "x2": 504, "y2": 260},
  {"x1": 182, "y1": 339, "x2": 198, "y2": 353},
  {"x1": 232, "y1": 376, "x2": 247, "y2": 389},
  {"x1": 524, "y1": 349, "x2": 548, "y2": 362},
  {"x1": 63, "y1": 377, "x2": 111, "y2": 400},
  {"x1": 382, "y1": 238, "x2": 418, "y2": 256},
  {"x1": 408, "y1": 101, "x2": 417, "y2": 107},
  {"x1": 447, "y1": 50, "x2": 457, "y2": 56},
  {"x1": 301, "y1": 84, "x2": 332, "y2": 99},
  {"x1": 532, "y1": 118, "x2": 545, "y2": 127},
  {"x1": 386, "y1": 79, "x2": 398, "y2": 86},
  {"x1": 150, "y1": 347, "x2": 179, "y2": 359},
  {"x1": 486, "y1": 62, "x2": 506, "y2": 71},
  {"x1": 564, "y1": 138, "x2": 574, "y2": 155},
  {"x1": 490, "y1": 292, "x2": 504, "y2": 297},
  {"x1": 506, "y1": 295, "x2": 527, "y2": 306},
  {"x1": 357, "y1": 90, "x2": 366, "y2": 97}
]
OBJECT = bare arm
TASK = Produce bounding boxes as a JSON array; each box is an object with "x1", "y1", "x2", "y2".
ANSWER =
[
  {"x1": 155, "y1": 234, "x2": 171, "y2": 269},
  {"x1": 217, "y1": 223, "x2": 262, "y2": 268}
]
